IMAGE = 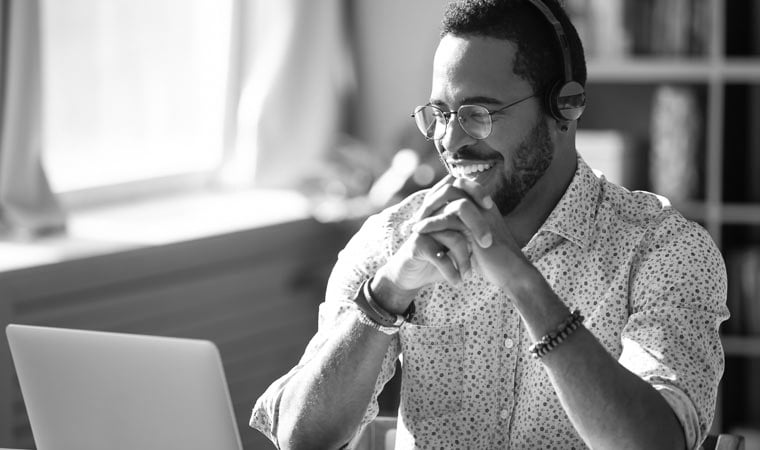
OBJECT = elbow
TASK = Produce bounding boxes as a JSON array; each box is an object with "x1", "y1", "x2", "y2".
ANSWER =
[
  {"x1": 277, "y1": 416, "x2": 353, "y2": 450},
  {"x1": 278, "y1": 431, "x2": 350, "y2": 450}
]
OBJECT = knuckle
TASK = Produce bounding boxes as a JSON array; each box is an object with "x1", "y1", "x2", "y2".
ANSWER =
[
  {"x1": 453, "y1": 176, "x2": 480, "y2": 192},
  {"x1": 409, "y1": 232, "x2": 427, "y2": 249},
  {"x1": 459, "y1": 199, "x2": 478, "y2": 213},
  {"x1": 446, "y1": 198, "x2": 468, "y2": 212},
  {"x1": 413, "y1": 231, "x2": 430, "y2": 244}
]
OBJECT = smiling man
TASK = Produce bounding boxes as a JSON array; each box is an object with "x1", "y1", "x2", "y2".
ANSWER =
[
  {"x1": 251, "y1": 1, "x2": 729, "y2": 449},
  {"x1": 424, "y1": 34, "x2": 559, "y2": 218}
]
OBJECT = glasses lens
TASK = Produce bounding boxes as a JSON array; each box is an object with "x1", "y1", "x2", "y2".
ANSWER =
[
  {"x1": 413, "y1": 105, "x2": 446, "y2": 140},
  {"x1": 458, "y1": 105, "x2": 492, "y2": 139}
]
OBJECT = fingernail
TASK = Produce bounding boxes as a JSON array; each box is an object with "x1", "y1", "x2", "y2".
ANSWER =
[
  {"x1": 483, "y1": 196, "x2": 494, "y2": 209},
  {"x1": 480, "y1": 233, "x2": 492, "y2": 248}
]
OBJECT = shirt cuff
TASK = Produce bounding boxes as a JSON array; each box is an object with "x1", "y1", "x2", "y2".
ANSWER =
[
  {"x1": 250, "y1": 366, "x2": 300, "y2": 449},
  {"x1": 654, "y1": 384, "x2": 700, "y2": 449}
]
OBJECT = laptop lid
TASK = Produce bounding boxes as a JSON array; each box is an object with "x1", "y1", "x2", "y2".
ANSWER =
[{"x1": 6, "y1": 324, "x2": 243, "y2": 450}]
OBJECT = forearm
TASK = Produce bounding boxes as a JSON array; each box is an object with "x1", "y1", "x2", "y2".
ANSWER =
[
  {"x1": 277, "y1": 311, "x2": 393, "y2": 450},
  {"x1": 511, "y1": 271, "x2": 685, "y2": 450},
  {"x1": 541, "y1": 328, "x2": 685, "y2": 449}
]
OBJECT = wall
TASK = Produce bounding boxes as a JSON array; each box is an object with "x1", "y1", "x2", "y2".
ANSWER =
[{"x1": 352, "y1": 0, "x2": 450, "y2": 159}]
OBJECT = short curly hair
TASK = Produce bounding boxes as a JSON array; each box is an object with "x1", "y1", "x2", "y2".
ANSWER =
[{"x1": 441, "y1": 0, "x2": 586, "y2": 98}]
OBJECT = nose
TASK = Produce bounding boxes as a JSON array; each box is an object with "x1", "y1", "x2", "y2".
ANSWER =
[{"x1": 438, "y1": 112, "x2": 477, "y2": 156}]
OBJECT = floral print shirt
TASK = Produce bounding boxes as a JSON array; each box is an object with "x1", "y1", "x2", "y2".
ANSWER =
[{"x1": 251, "y1": 155, "x2": 729, "y2": 449}]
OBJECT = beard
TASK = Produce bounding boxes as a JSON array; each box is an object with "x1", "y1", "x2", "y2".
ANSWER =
[{"x1": 491, "y1": 118, "x2": 554, "y2": 215}]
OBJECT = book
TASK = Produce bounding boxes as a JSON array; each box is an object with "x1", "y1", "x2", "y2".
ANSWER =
[
  {"x1": 650, "y1": 85, "x2": 701, "y2": 202},
  {"x1": 620, "y1": 0, "x2": 708, "y2": 56}
]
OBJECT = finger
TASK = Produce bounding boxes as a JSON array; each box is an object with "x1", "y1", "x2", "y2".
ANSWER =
[
  {"x1": 413, "y1": 199, "x2": 493, "y2": 248},
  {"x1": 431, "y1": 250, "x2": 461, "y2": 285},
  {"x1": 420, "y1": 235, "x2": 462, "y2": 285},
  {"x1": 413, "y1": 176, "x2": 456, "y2": 222},
  {"x1": 428, "y1": 230, "x2": 472, "y2": 278},
  {"x1": 451, "y1": 178, "x2": 495, "y2": 210},
  {"x1": 410, "y1": 232, "x2": 461, "y2": 285},
  {"x1": 414, "y1": 182, "x2": 494, "y2": 224},
  {"x1": 431, "y1": 172, "x2": 456, "y2": 190}
]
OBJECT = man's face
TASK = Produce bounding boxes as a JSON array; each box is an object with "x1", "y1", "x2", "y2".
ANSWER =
[{"x1": 430, "y1": 34, "x2": 554, "y2": 215}]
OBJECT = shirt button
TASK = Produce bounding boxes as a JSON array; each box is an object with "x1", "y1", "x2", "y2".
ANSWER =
[
  {"x1": 504, "y1": 338, "x2": 515, "y2": 349},
  {"x1": 500, "y1": 409, "x2": 509, "y2": 420}
]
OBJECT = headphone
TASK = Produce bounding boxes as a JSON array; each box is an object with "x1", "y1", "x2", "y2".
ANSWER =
[{"x1": 527, "y1": 0, "x2": 586, "y2": 123}]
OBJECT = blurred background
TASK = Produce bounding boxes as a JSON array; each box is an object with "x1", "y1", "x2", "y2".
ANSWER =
[{"x1": 0, "y1": 0, "x2": 758, "y2": 448}]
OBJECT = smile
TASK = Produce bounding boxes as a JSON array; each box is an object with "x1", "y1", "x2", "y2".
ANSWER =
[{"x1": 448, "y1": 162, "x2": 494, "y2": 179}]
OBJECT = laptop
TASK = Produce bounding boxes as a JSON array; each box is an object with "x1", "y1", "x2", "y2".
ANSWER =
[{"x1": 6, "y1": 324, "x2": 243, "y2": 450}]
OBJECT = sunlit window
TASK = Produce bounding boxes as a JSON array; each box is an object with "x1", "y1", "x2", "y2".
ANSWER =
[{"x1": 40, "y1": 0, "x2": 233, "y2": 194}]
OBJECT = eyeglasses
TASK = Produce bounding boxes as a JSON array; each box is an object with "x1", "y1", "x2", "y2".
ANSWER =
[{"x1": 411, "y1": 93, "x2": 538, "y2": 141}]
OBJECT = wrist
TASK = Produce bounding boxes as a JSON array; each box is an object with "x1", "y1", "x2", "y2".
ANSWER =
[
  {"x1": 505, "y1": 267, "x2": 573, "y2": 340},
  {"x1": 371, "y1": 267, "x2": 419, "y2": 315},
  {"x1": 499, "y1": 259, "x2": 545, "y2": 301}
]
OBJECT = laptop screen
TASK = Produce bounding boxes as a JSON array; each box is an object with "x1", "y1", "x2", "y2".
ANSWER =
[{"x1": 6, "y1": 324, "x2": 243, "y2": 450}]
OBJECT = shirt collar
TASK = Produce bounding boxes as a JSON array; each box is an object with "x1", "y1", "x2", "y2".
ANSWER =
[{"x1": 537, "y1": 154, "x2": 601, "y2": 249}]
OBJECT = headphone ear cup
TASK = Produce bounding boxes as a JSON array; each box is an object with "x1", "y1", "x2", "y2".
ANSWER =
[{"x1": 548, "y1": 80, "x2": 586, "y2": 122}]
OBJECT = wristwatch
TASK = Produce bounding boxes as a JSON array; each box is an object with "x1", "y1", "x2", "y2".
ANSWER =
[{"x1": 352, "y1": 277, "x2": 415, "y2": 335}]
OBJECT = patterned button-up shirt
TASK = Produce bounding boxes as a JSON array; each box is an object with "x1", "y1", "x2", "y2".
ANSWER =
[{"x1": 251, "y1": 155, "x2": 729, "y2": 449}]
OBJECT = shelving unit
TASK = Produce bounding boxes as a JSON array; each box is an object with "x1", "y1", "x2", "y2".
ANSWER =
[
  {"x1": 589, "y1": 59, "x2": 760, "y2": 83},
  {"x1": 722, "y1": 336, "x2": 760, "y2": 358},
  {"x1": 574, "y1": 0, "x2": 760, "y2": 438}
]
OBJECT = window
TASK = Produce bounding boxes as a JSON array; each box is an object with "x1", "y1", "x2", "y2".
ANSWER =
[{"x1": 39, "y1": 0, "x2": 233, "y2": 196}]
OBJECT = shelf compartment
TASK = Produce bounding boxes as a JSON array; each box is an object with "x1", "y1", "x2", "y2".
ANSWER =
[
  {"x1": 722, "y1": 355, "x2": 760, "y2": 432},
  {"x1": 722, "y1": 84, "x2": 760, "y2": 203},
  {"x1": 725, "y1": 0, "x2": 760, "y2": 58}
]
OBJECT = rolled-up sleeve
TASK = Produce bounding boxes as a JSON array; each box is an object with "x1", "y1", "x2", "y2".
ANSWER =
[
  {"x1": 620, "y1": 216, "x2": 729, "y2": 449},
  {"x1": 250, "y1": 209, "x2": 406, "y2": 447}
]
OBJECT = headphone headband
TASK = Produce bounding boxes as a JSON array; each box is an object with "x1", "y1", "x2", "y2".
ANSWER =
[
  {"x1": 525, "y1": 0, "x2": 585, "y2": 122},
  {"x1": 526, "y1": 0, "x2": 572, "y2": 83}
]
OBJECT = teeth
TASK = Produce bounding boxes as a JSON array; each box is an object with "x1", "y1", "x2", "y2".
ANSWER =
[{"x1": 450, "y1": 162, "x2": 493, "y2": 178}]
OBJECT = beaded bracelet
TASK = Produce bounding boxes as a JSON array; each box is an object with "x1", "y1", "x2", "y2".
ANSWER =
[{"x1": 528, "y1": 309, "x2": 584, "y2": 359}]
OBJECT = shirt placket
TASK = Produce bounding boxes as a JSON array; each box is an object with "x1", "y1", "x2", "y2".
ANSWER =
[
  {"x1": 490, "y1": 290, "x2": 522, "y2": 449},
  {"x1": 493, "y1": 232, "x2": 562, "y2": 449}
]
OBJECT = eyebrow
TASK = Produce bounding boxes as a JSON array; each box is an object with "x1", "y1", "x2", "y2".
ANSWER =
[{"x1": 430, "y1": 95, "x2": 504, "y2": 108}]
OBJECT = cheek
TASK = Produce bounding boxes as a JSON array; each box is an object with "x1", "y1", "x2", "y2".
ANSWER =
[
  {"x1": 485, "y1": 111, "x2": 540, "y2": 154},
  {"x1": 483, "y1": 130, "x2": 524, "y2": 169}
]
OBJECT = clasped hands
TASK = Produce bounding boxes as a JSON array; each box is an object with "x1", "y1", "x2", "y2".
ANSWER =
[{"x1": 379, "y1": 175, "x2": 530, "y2": 306}]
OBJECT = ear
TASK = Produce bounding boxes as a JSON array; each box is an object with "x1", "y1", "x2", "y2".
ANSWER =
[
  {"x1": 549, "y1": 118, "x2": 577, "y2": 153},
  {"x1": 555, "y1": 119, "x2": 570, "y2": 133}
]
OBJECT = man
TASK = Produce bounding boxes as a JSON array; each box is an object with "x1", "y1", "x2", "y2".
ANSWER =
[{"x1": 251, "y1": 1, "x2": 729, "y2": 448}]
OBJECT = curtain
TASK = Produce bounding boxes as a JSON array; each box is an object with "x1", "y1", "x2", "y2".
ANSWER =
[
  {"x1": 0, "y1": 0, "x2": 65, "y2": 238},
  {"x1": 219, "y1": 0, "x2": 355, "y2": 189}
]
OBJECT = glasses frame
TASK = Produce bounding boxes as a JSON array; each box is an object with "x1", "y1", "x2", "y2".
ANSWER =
[{"x1": 411, "y1": 92, "x2": 539, "y2": 141}]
